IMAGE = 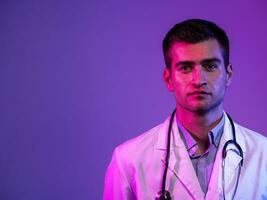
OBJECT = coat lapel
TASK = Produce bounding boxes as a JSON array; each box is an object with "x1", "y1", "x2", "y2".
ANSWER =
[{"x1": 157, "y1": 115, "x2": 205, "y2": 200}]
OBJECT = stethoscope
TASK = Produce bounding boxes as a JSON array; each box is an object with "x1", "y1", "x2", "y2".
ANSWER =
[{"x1": 156, "y1": 109, "x2": 244, "y2": 200}]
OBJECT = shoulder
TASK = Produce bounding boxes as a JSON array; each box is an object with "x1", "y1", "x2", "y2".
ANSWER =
[
  {"x1": 115, "y1": 122, "x2": 163, "y2": 160},
  {"x1": 236, "y1": 123, "x2": 267, "y2": 144},
  {"x1": 235, "y1": 122, "x2": 267, "y2": 153},
  {"x1": 112, "y1": 117, "x2": 169, "y2": 164}
]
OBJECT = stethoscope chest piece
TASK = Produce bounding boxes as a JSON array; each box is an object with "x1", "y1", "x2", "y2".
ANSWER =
[{"x1": 155, "y1": 190, "x2": 172, "y2": 200}]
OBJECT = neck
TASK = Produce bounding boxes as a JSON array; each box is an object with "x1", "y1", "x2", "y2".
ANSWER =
[{"x1": 176, "y1": 106, "x2": 223, "y2": 152}]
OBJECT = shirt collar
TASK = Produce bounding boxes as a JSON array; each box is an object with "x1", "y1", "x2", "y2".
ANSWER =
[{"x1": 177, "y1": 114, "x2": 225, "y2": 157}]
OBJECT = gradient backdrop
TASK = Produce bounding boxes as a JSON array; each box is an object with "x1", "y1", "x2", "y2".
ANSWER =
[{"x1": 1, "y1": 0, "x2": 267, "y2": 199}]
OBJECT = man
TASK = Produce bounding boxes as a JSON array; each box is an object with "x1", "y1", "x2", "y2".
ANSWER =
[{"x1": 103, "y1": 19, "x2": 267, "y2": 200}]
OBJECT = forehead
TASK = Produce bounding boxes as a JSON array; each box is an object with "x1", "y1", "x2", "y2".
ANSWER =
[{"x1": 168, "y1": 39, "x2": 224, "y2": 63}]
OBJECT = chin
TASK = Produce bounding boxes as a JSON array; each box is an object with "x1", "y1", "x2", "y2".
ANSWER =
[
  {"x1": 177, "y1": 99, "x2": 223, "y2": 115},
  {"x1": 181, "y1": 101, "x2": 211, "y2": 114},
  {"x1": 193, "y1": 108, "x2": 210, "y2": 115},
  {"x1": 189, "y1": 101, "x2": 223, "y2": 115}
]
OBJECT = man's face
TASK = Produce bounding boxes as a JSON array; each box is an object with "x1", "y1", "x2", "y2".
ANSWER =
[{"x1": 163, "y1": 39, "x2": 233, "y2": 114}]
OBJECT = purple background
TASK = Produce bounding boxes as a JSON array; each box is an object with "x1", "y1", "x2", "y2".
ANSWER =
[{"x1": 1, "y1": 0, "x2": 267, "y2": 199}]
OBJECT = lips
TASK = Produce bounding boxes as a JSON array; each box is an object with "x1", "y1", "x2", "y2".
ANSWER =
[{"x1": 188, "y1": 91, "x2": 211, "y2": 96}]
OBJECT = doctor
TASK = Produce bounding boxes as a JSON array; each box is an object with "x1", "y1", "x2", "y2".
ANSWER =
[{"x1": 103, "y1": 19, "x2": 267, "y2": 200}]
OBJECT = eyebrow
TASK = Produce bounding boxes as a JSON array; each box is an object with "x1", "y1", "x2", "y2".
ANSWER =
[
  {"x1": 175, "y1": 58, "x2": 222, "y2": 67},
  {"x1": 200, "y1": 58, "x2": 221, "y2": 65}
]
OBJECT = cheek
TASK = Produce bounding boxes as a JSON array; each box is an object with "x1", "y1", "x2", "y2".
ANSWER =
[
  {"x1": 211, "y1": 76, "x2": 227, "y2": 92},
  {"x1": 209, "y1": 71, "x2": 227, "y2": 84},
  {"x1": 172, "y1": 78, "x2": 188, "y2": 95},
  {"x1": 172, "y1": 72, "x2": 190, "y2": 85},
  {"x1": 171, "y1": 73, "x2": 192, "y2": 92}
]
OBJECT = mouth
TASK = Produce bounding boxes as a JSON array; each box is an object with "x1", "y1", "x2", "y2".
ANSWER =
[{"x1": 188, "y1": 91, "x2": 211, "y2": 96}]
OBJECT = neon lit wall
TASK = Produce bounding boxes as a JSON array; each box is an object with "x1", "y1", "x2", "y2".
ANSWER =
[{"x1": 1, "y1": 0, "x2": 267, "y2": 199}]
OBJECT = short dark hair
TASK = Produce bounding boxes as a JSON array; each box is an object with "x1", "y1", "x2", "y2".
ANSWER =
[{"x1": 162, "y1": 19, "x2": 229, "y2": 69}]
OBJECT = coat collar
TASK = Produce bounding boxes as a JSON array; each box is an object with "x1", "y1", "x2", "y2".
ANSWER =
[
  {"x1": 156, "y1": 113, "x2": 182, "y2": 150},
  {"x1": 155, "y1": 111, "x2": 246, "y2": 200},
  {"x1": 156, "y1": 111, "x2": 246, "y2": 151}
]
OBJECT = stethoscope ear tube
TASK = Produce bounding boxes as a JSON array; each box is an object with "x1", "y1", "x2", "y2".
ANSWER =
[
  {"x1": 158, "y1": 109, "x2": 176, "y2": 200},
  {"x1": 225, "y1": 113, "x2": 244, "y2": 166},
  {"x1": 222, "y1": 140, "x2": 244, "y2": 166},
  {"x1": 222, "y1": 113, "x2": 244, "y2": 200}
]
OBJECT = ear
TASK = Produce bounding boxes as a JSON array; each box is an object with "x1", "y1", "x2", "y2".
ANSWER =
[
  {"x1": 225, "y1": 64, "x2": 233, "y2": 87},
  {"x1": 163, "y1": 67, "x2": 174, "y2": 91}
]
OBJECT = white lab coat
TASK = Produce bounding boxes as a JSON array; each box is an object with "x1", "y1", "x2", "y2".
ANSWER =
[{"x1": 103, "y1": 112, "x2": 267, "y2": 200}]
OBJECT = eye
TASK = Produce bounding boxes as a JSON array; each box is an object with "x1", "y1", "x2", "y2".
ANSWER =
[
  {"x1": 179, "y1": 65, "x2": 193, "y2": 73},
  {"x1": 203, "y1": 63, "x2": 218, "y2": 71}
]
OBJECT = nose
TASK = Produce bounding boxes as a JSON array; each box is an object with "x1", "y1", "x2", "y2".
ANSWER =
[{"x1": 191, "y1": 66, "x2": 207, "y2": 87}]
